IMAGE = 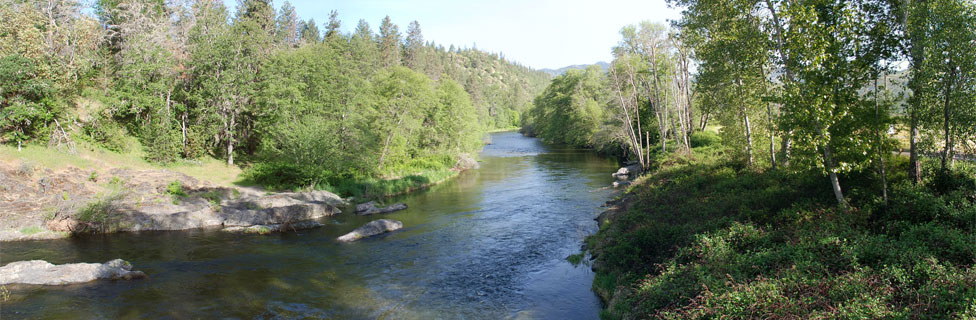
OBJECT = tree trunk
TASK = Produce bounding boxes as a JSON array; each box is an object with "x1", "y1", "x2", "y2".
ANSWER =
[
  {"x1": 181, "y1": 112, "x2": 187, "y2": 151},
  {"x1": 700, "y1": 109, "x2": 710, "y2": 131},
  {"x1": 378, "y1": 109, "x2": 407, "y2": 171},
  {"x1": 744, "y1": 109, "x2": 754, "y2": 166},
  {"x1": 823, "y1": 144, "x2": 848, "y2": 211},
  {"x1": 736, "y1": 76, "x2": 753, "y2": 166},
  {"x1": 909, "y1": 109, "x2": 921, "y2": 184},
  {"x1": 941, "y1": 66, "x2": 954, "y2": 171},
  {"x1": 906, "y1": 3, "x2": 923, "y2": 184},
  {"x1": 760, "y1": 65, "x2": 776, "y2": 170},
  {"x1": 875, "y1": 76, "x2": 888, "y2": 204},
  {"x1": 227, "y1": 112, "x2": 235, "y2": 166},
  {"x1": 763, "y1": 0, "x2": 794, "y2": 82},
  {"x1": 782, "y1": 133, "x2": 792, "y2": 165}
]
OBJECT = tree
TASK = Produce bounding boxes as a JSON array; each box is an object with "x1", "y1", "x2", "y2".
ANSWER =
[
  {"x1": 378, "y1": 15, "x2": 401, "y2": 67},
  {"x1": 324, "y1": 10, "x2": 341, "y2": 39},
  {"x1": 275, "y1": 1, "x2": 300, "y2": 47},
  {"x1": 527, "y1": 67, "x2": 607, "y2": 147},
  {"x1": 404, "y1": 20, "x2": 426, "y2": 70},
  {"x1": 0, "y1": 55, "x2": 58, "y2": 150},
  {"x1": 778, "y1": 0, "x2": 896, "y2": 209},
  {"x1": 299, "y1": 18, "x2": 321, "y2": 44}
]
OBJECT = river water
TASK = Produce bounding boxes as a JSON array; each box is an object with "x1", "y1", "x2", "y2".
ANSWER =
[{"x1": 0, "y1": 131, "x2": 617, "y2": 319}]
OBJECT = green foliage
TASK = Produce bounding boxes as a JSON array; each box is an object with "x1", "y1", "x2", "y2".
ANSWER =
[
  {"x1": 524, "y1": 66, "x2": 607, "y2": 147},
  {"x1": 689, "y1": 131, "x2": 721, "y2": 148},
  {"x1": 0, "y1": 55, "x2": 59, "y2": 146},
  {"x1": 165, "y1": 180, "x2": 187, "y2": 197},
  {"x1": 587, "y1": 148, "x2": 976, "y2": 319},
  {"x1": 75, "y1": 190, "x2": 125, "y2": 233}
]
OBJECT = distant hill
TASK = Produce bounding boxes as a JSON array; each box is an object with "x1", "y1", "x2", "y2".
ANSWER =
[{"x1": 540, "y1": 61, "x2": 611, "y2": 76}]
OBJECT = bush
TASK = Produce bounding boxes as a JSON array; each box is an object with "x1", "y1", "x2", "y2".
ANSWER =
[{"x1": 81, "y1": 116, "x2": 129, "y2": 152}]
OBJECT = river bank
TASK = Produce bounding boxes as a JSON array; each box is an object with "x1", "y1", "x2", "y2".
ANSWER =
[
  {"x1": 585, "y1": 146, "x2": 976, "y2": 319},
  {"x1": 1, "y1": 131, "x2": 616, "y2": 319},
  {"x1": 0, "y1": 145, "x2": 477, "y2": 242},
  {"x1": 0, "y1": 160, "x2": 350, "y2": 242}
]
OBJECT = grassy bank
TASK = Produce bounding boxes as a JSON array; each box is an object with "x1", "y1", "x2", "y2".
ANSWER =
[
  {"x1": 0, "y1": 140, "x2": 242, "y2": 186},
  {"x1": 586, "y1": 146, "x2": 976, "y2": 319},
  {"x1": 238, "y1": 155, "x2": 473, "y2": 201}
]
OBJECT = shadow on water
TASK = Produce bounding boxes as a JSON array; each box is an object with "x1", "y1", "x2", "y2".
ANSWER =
[{"x1": 1, "y1": 131, "x2": 618, "y2": 319}]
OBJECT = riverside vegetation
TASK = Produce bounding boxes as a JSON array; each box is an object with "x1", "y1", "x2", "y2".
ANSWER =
[
  {"x1": 517, "y1": 0, "x2": 976, "y2": 318},
  {"x1": 1, "y1": 0, "x2": 975, "y2": 318},
  {"x1": 0, "y1": 0, "x2": 549, "y2": 199}
]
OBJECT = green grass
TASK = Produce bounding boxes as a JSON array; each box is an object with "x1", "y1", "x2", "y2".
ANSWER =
[
  {"x1": 19, "y1": 226, "x2": 43, "y2": 235},
  {"x1": 240, "y1": 154, "x2": 465, "y2": 200},
  {"x1": 0, "y1": 137, "x2": 242, "y2": 187},
  {"x1": 587, "y1": 146, "x2": 976, "y2": 319}
]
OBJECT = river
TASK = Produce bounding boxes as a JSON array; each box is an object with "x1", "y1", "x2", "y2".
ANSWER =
[{"x1": 0, "y1": 131, "x2": 618, "y2": 319}]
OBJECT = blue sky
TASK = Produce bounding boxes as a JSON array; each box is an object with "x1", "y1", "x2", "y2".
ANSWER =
[{"x1": 226, "y1": 0, "x2": 682, "y2": 70}]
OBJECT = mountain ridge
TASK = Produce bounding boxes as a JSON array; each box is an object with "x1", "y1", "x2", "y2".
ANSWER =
[{"x1": 540, "y1": 61, "x2": 610, "y2": 76}]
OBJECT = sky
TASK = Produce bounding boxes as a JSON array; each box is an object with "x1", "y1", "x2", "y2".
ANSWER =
[{"x1": 226, "y1": 0, "x2": 683, "y2": 70}]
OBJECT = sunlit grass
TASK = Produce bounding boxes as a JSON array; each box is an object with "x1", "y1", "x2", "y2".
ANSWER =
[{"x1": 0, "y1": 137, "x2": 242, "y2": 186}]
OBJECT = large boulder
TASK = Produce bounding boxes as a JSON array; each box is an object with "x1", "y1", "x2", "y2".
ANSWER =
[
  {"x1": 455, "y1": 153, "x2": 480, "y2": 170},
  {"x1": 337, "y1": 219, "x2": 403, "y2": 242},
  {"x1": 0, "y1": 259, "x2": 147, "y2": 285},
  {"x1": 354, "y1": 201, "x2": 408, "y2": 216},
  {"x1": 615, "y1": 164, "x2": 643, "y2": 176}
]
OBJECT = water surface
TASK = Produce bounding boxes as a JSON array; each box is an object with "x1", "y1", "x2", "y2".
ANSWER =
[{"x1": 1, "y1": 131, "x2": 617, "y2": 319}]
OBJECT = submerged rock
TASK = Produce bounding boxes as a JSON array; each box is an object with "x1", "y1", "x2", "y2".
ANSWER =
[
  {"x1": 337, "y1": 219, "x2": 403, "y2": 242},
  {"x1": 0, "y1": 259, "x2": 147, "y2": 285},
  {"x1": 221, "y1": 221, "x2": 324, "y2": 234},
  {"x1": 612, "y1": 181, "x2": 632, "y2": 188},
  {"x1": 354, "y1": 201, "x2": 408, "y2": 215}
]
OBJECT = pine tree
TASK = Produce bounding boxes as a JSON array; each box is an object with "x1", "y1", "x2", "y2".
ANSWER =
[{"x1": 378, "y1": 16, "x2": 401, "y2": 67}]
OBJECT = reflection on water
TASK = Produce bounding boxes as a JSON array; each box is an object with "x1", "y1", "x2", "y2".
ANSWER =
[{"x1": 1, "y1": 131, "x2": 617, "y2": 319}]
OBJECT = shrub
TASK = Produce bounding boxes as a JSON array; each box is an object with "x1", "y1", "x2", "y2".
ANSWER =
[{"x1": 166, "y1": 180, "x2": 187, "y2": 197}]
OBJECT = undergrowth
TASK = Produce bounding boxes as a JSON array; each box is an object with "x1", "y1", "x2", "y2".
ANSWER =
[
  {"x1": 240, "y1": 155, "x2": 461, "y2": 200},
  {"x1": 587, "y1": 146, "x2": 976, "y2": 319}
]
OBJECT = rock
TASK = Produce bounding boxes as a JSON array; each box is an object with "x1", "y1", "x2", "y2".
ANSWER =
[
  {"x1": 612, "y1": 181, "x2": 632, "y2": 188},
  {"x1": 456, "y1": 153, "x2": 480, "y2": 170},
  {"x1": 221, "y1": 221, "x2": 323, "y2": 234},
  {"x1": 337, "y1": 219, "x2": 403, "y2": 242},
  {"x1": 611, "y1": 173, "x2": 629, "y2": 181},
  {"x1": 615, "y1": 164, "x2": 643, "y2": 177},
  {"x1": 0, "y1": 259, "x2": 147, "y2": 285},
  {"x1": 355, "y1": 201, "x2": 379, "y2": 214},
  {"x1": 355, "y1": 201, "x2": 408, "y2": 215}
]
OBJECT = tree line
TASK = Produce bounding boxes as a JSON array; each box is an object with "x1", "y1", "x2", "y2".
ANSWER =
[
  {"x1": 0, "y1": 0, "x2": 550, "y2": 189},
  {"x1": 524, "y1": 0, "x2": 976, "y2": 208}
]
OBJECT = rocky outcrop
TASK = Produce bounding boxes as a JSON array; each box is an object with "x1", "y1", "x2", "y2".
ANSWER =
[
  {"x1": 337, "y1": 219, "x2": 403, "y2": 242},
  {"x1": 0, "y1": 161, "x2": 349, "y2": 241},
  {"x1": 354, "y1": 201, "x2": 408, "y2": 215},
  {"x1": 0, "y1": 259, "x2": 147, "y2": 285},
  {"x1": 43, "y1": 189, "x2": 345, "y2": 236}
]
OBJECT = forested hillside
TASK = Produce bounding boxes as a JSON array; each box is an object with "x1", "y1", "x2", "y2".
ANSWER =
[
  {"x1": 518, "y1": 0, "x2": 976, "y2": 318},
  {"x1": 0, "y1": 0, "x2": 549, "y2": 196}
]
